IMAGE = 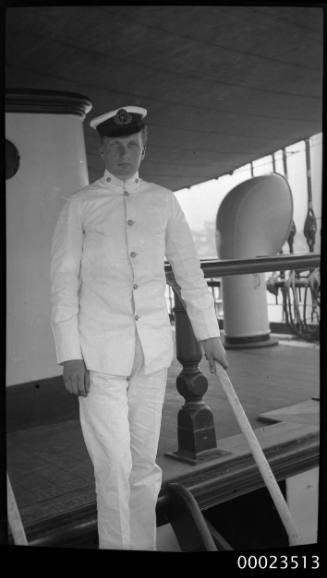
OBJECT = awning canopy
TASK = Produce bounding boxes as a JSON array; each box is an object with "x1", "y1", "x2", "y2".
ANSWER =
[{"x1": 6, "y1": 5, "x2": 323, "y2": 190}]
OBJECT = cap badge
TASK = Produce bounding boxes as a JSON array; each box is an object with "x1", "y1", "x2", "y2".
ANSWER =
[{"x1": 114, "y1": 109, "x2": 132, "y2": 126}]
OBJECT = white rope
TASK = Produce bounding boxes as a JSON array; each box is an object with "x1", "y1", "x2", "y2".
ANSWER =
[{"x1": 214, "y1": 363, "x2": 303, "y2": 546}]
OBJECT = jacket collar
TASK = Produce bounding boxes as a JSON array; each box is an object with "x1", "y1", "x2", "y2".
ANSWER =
[{"x1": 100, "y1": 169, "x2": 141, "y2": 193}]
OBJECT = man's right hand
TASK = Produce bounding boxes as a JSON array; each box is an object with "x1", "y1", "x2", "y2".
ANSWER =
[{"x1": 61, "y1": 359, "x2": 90, "y2": 397}]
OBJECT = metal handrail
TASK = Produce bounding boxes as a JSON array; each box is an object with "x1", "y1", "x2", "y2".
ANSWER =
[
  {"x1": 165, "y1": 253, "x2": 320, "y2": 280},
  {"x1": 165, "y1": 252, "x2": 320, "y2": 341}
]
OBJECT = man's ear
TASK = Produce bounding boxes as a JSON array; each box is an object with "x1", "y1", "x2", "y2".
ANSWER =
[
  {"x1": 141, "y1": 127, "x2": 148, "y2": 158},
  {"x1": 142, "y1": 126, "x2": 148, "y2": 147},
  {"x1": 99, "y1": 136, "x2": 106, "y2": 158}
]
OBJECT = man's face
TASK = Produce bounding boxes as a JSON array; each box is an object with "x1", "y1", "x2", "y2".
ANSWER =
[{"x1": 100, "y1": 131, "x2": 144, "y2": 180}]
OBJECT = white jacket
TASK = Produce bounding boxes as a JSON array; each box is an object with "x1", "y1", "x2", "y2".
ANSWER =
[{"x1": 50, "y1": 170, "x2": 220, "y2": 375}]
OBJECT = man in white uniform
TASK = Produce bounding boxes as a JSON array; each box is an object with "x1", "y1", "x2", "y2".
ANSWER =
[{"x1": 50, "y1": 105, "x2": 228, "y2": 550}]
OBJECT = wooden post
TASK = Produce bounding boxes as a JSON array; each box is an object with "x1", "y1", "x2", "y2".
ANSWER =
[{"x1": 165, "y1": 289, "x2": 229, "y2": 464}]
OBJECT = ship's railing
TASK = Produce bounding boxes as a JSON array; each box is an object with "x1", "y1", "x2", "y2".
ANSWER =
[
  {"x1": 165, "y1": 253, "x2": 320, "y2": 341},
  {"x1": 164, "y1": 252, "x2": 320, "y2": 464}
]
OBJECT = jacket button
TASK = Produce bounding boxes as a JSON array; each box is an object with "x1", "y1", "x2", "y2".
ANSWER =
[
  {"x1": 106, "y1": 177, "x2": 111, "y2": 182},
  {"x1": 130, "y1": 251, "x2": 137, "y2": 258},
  {"x1": 135, "y1": 314, "x2": 140, "y2": 321},
  {"x1": 127, "y1": 219, "x2": 135, "y2": 226},
  {"x1": 133, "y1": 283, "x2": 138, "y2": 290},
  {"x1": 124, "y1": 190, "x2": 129, "y2": 196}
]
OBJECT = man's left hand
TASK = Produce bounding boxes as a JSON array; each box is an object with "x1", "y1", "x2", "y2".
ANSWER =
[{"x1": 200, "y1": 337, "x2": 228, "y2": 373}]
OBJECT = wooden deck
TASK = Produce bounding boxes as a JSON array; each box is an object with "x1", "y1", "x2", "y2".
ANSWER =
[{"x1": 6, "y1": 335, "x2": 320, "y2": 546}]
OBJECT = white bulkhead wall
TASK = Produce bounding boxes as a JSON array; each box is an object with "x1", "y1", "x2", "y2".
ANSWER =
[{"x1": 6, "y1": 109, "x2": 90, "y2": 386}]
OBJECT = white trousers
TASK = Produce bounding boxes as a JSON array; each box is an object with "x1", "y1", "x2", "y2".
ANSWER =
[{"x1": 79, "y1": 332, "x2": 167, "y2": 550}]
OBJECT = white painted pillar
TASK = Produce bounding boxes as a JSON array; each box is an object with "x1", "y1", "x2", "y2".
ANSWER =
[{"x1": 6, "y1": 89, "x2": 92, "y2": 385}]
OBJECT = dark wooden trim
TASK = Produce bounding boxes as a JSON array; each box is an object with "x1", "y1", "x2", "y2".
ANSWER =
[
  {"x1": 168, "y1": 433, "x2": 319, "y2": 512},
  {"x1": 23, "y1": 427, "x2": 318, "y2": 547},
  {"x1": 21, "y1": 504, "x2": 97, "y2": 548},
  {"x1": 6, "y1": 89, "x2": 92, "y2": 117},
  {"x1": 6, "y1": 375, "x2": 78, "y2": 432}
]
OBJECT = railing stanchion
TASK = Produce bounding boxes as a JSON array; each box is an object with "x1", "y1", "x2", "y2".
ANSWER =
[{"x1": 165, "y1": 288, "x2": 228, "y2": 464}]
